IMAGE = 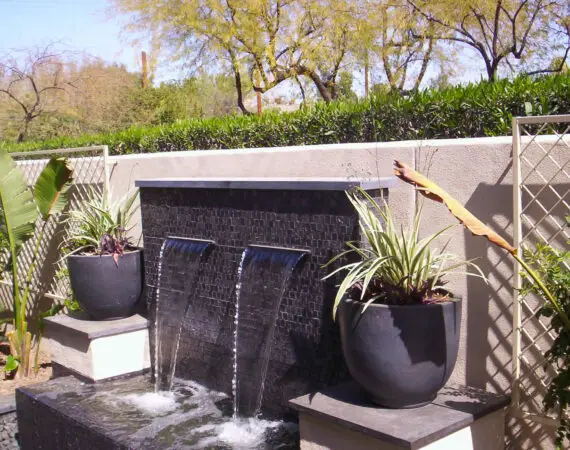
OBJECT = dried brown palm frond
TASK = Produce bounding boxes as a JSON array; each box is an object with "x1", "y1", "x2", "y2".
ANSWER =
[
  {"x1": 393, "y1": 160, "x2": 570, "y2": 330},
  {"x1": 393, "y1": 160, "x2": 516, "y2": 253}
]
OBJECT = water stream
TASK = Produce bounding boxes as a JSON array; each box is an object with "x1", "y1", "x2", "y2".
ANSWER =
[
  {"x1": 232, "y1": 246, "x2": 307, "y2": 417},
  {"x1": 154, "y1": 237, "x2": 214, "y2": 392},
  {"x1": 153, "y1": 239, "x2": 169, "y2": 393},
  {"x1": 232, "y1": 248, "x2": 250, "y2": 418}
]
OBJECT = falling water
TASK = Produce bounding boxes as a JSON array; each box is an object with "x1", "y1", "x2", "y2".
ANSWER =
[
  {"x1": 154, "y1": 237, "x2": 214, "y2": 392},
  {"x1": 254, "y1": 249, "x2": 305, "y2": 414},
  {"x1": 232, "y1": 248, "x2": 250, "y2": 418},
  {"x1": 153, "y1": 240, "x2": 169, "y2": 393},
  {"x1": 232, "y1": 245, "x2": 307, "y2": 418}
]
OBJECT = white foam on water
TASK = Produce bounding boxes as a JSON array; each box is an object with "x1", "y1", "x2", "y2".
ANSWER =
[
  {"x1": 120, "y1": 391, "x2": 179, "y2": 415},
  {"x1": 217, "y1": 418, "x2": 282, "y2": 448},
  {"x1": 99, "y1": 379, "x2": 294, "y2": 448},
  {"x1": 193, "y1": 417, "x2": 282, "y2": 449}
]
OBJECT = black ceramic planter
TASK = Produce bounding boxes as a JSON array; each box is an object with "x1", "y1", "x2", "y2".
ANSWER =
[
  {"x1": 68, "y1": 250, "x2": 143, "y2": 320},
  {"x1": 338, "y1": 297, "x2": 461, "y2": 408}
]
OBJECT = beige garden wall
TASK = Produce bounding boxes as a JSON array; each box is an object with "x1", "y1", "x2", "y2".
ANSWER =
[{"x1": 108, "y1": 135, "x2": 561, "y2": 449}]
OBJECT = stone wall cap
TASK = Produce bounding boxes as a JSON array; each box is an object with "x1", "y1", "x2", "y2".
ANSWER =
[
  {"x1": 288, "y1": 381, "x2": 510, "y2": 449},
  {"x1": 44, "y1": 314, "x2": 149, "y2": 340},
  {"x1": 0, "y1": 394, "x2": 15, "y2": 415},
  {"x1": 135, "y1": 177, "x2": 397, "y2": 191}
]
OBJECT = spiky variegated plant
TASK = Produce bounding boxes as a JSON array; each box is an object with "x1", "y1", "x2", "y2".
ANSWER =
[
  {"x1": 0, "y1": 150, "x2": 73, "y2": 377},
  {"x1": 324, "y1": 188, "x2": 484, "y2": 318},
  {"x1": 64, "y1": 188, "x2": 139, "y2": 264}
]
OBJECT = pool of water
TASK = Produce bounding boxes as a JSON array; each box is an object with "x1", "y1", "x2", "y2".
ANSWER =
[{"x1": 23, "y1": 375, "x2": 298, "y2": 449}]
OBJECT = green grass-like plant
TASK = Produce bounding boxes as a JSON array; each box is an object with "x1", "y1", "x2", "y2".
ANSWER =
[
  {"x1": 395, "y1": 160, "x2": 570, "y2": 448},
  {"x1": 324, "y1": 188, "x2": 484, "y2": 318}
]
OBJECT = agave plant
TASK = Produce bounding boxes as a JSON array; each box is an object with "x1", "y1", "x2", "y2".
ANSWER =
[
  {"x1": 0, "y1": 150, "x2": 73, "y2": 376},
  {"x1": 64, "y1": 188, "x2": 139, "y2": 264},
  {"x1": 324, "y1": 188, "x2": 484, "y2": 318}
]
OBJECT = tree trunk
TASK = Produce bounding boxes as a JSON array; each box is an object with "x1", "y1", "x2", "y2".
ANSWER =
[
  {"x1": 364, "y1": 54, "x2": 370, "y2": 97},
  {"x1": 486, "y1": 65, "x2": 497, "y2": 82},
  {"x1": 228, "y1": 49, "x2": 251, "y2": 115},
  {"x1": 255, "y1": 70, "x2": 262, "y2": 116},
  {"x1": 141, "y1": 51, "x2": 149, "y2": 88},
  {"x1": 233, "y1": 68, "x2": 251, "y2": 115},
  {"x1": 484, "y1": 55, "x2": 500, "y2": 82},
  {"x1": 307, "y1": 72, "x2": 333, "y2": 102},
  {"x1": 17, "y1": 118, "x2": 30, "y2": 143}
]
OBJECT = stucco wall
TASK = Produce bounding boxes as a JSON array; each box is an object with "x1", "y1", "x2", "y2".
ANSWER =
[{"x1": 107, "y1": 136, "x2": 562, "y2": 448}]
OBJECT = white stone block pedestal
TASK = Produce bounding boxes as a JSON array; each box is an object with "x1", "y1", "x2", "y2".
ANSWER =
[
  {"x1": 289, "y1": 382, "x2": 509, "y2": 450},
  {"x1": 45, "y1": 314, "x2": 150, "y2": 381}
]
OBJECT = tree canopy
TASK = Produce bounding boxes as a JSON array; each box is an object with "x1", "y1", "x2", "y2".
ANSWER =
[
  {"x1": 0, "y1": 1, "x2": 568, "y2": 141},
  {"x1": 112, "y1": 0, "x2": 569, "y2": 110}
]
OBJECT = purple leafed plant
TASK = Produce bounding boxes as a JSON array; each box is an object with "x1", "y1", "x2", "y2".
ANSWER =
[{"x1": 64, "y1": 189, "x2": 139, "y2": 265}]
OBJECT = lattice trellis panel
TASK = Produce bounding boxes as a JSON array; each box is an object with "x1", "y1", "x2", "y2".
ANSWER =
[
  {"x1": 512, "y1": 115, "x2": 570, "y2": 426},
  {"x1": 0, "y1": 146, "x2": 110, "y2": 318}
]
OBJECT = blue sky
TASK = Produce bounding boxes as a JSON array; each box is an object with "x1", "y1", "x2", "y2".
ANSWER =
[{"x1": 1, "y1": 0, "x2": 141, "y2": 71}]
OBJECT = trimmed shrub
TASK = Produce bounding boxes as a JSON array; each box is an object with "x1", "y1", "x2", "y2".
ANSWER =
[{"x1": 2, "y1": 74, "x2": 570, "y2": 155}]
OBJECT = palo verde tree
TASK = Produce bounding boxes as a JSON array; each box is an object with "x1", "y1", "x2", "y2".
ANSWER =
[
  {"x1": 366, "y1": 1, "x2": 437, "y2": 93},
  {"x1": 0, "y1": 45, "x2": 77, "y2": 142},
  {"x1": 529, "y1": 3, "x2": 570, "y2": 75},
  {"x1": 112, "y1": 0, "x2": 357, "y2": 111},
  {"x1": 407, "y1": 0, "x2": 568, "y2": 81}
]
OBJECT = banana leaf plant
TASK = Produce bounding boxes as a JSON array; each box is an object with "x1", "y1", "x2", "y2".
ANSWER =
[
  {"x1": 393, "y1": 160, "x2": 570, "y2": 330},
  {"x1": 393, "y1": 159, "x2": 570, "y2": 445},
  {"x1": 0, "y1": 150, "x2": 73, "y2": 377}
]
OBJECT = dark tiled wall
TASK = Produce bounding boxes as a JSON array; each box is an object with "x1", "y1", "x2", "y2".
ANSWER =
[{"x1": 140, "y1": 187, "x2": 386, "y2": 417}]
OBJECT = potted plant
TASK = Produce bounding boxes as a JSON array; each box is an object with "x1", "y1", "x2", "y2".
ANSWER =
[
  {"x1": 325, "y1": 187, "x2": 484, "y2": 408},
  {"x1": 64, "y1": 189, "x2": 141, "y2": 320},
  {"x1": 393, "y1": 160, "x2": 570, "y2": 445}
]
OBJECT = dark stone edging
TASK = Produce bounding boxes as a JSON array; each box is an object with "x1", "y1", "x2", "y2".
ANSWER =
[
  {"x1": 135, "y1": 177, "x2": 397, "y2": 191},
  {"x1": 44, "y1": 313, "x2": 149, "y2": 340},
  {"x1": 0, "y1": 395, "x2": 16, "y2": 415}
]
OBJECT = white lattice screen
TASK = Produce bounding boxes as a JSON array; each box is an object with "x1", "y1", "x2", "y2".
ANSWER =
[
  {"x1": 512, "y1": 115, "x2": 570, "y2": 426},
  {"x1": 0, "y1": 146, "x2": 110, "y2": 317}
]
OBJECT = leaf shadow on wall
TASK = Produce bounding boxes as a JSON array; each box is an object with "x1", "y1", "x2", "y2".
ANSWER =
[{"x1": 464, "y1": 181, "x2": 568, "y2": 449}]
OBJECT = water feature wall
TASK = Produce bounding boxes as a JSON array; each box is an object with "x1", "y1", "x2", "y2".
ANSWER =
[{"x1": 137, "y1": 179, "x2": 391, "y2": 417}]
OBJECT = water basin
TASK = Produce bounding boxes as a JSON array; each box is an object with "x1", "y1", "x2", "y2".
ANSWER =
[{"x1": 16, "y1": 375, "x2": 299, "y2": 450}]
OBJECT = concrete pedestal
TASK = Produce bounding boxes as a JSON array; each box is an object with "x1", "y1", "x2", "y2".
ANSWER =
[
  {"x1": 45, "y1": 314, "x2": 150, "y2": 381},
  {"x1": 289, "y1": 382, "x2": 509, "y2": 450}
]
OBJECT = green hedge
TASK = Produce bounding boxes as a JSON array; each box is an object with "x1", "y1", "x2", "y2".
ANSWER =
[{"x1": 3, "y1": 74, "x2": 570, "y2": 155}]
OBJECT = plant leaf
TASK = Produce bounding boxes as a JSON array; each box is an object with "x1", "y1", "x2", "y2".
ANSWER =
[
  {"x1": 34, "y1": 157, "x2": 73, "y2": 221},
  {"x1": 0, "y1": 150, "x2": 37, "y2": 253},
  {"x1": 4, "y1": 355, "x2": 19, "y2": 372},
  {"x1": 393, "y1": 160, "x2": 516, "y2": 253}
]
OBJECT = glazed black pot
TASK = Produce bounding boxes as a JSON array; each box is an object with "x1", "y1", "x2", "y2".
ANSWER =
[
  {"x1": 338, "y1": 297, "x2": 461, "y2": 408},
  {"x1": 68, "y1": 250, "x2": 143, "y2": 320}
]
